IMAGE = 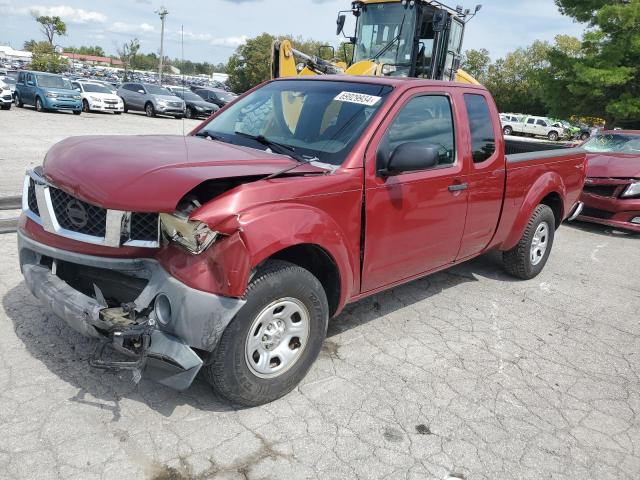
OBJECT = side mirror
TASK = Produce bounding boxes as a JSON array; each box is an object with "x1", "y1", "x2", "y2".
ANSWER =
[
  {"x1": 336, "y1": 14, "x2": 346, "y2": 36},
  {"x1": 378, "y1": 142, "x2": 440, "y2": 176}
]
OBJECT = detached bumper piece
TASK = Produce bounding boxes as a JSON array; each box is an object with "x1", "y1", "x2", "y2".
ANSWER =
[{"x1": 18, "y1": 230, "x2": 246, "y2": 391}]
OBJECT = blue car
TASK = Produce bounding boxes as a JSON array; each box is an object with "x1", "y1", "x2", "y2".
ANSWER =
[{"x1": 15, "y1": 71, "x2": 82, "y2": 114}]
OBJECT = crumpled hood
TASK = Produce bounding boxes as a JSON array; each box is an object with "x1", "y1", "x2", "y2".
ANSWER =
[
  {"x1": 587, "y1": 153, "x2": 640, "y2": 179},
  {"x1": 43, "y1": 135, "x2": 323, "y2": 212}
]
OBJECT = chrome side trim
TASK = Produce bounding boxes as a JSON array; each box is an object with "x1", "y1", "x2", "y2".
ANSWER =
[{"x1": 23, "y1": 169, "x2": 159, "y2": 249}]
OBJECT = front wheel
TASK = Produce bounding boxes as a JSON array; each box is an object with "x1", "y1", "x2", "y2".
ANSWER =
[
  {"x1": 206, "y1": 260, "x2": 329, "y2": 407},
  {"x1": 1, "y1": 104, "x2": 10, "y2": 110},
  {"x1": 503, "y1": 204, "x2": 556, "y2": 280},
  {"x1": 185, "y1": 107, "x2": 194, "y2": 119},
  {"x1": 82, "y1": 99, "x2": 90, "y2": 113},
  {"x1": 548, "y1": 131, "x2": 559, "y2": 141},
  {"x1": 72, "y1": 110, "x2": 81, "y2": 115},
  {"x1": 35, "y1": 97, "x2": 44, "y2": 112},
  {"x1": 145, "y1": 102, "x2": 155, "y2": 117},
  {"x1": 580, "y1": 133, "x2": 589, "y2": 141}
]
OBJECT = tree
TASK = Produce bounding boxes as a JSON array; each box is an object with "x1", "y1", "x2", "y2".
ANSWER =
[
  {"x1": 461, "y1": 48, "x2": 491, "y2": 83},
  {"x1": 544, "y1": 0, "x2": 640, "y2": 127},
  {"x1": 23, "y1": 39, "x2": 52, "y2": 53},
  {"x1": 226, "y1": 33, "x2": 275, "y2": 93},
  {"x1": 117, "y1": 38, "x2": 140, "y2": 81},
  {"x1": 34, "y1": 14, "x2": 66, "y2": 46},
  {"x1": 30, "y1": 42, "x2": 67, "y2": 73},
  {"x1": 66, "y1": 45, "x2": 106, "y2": 57}
]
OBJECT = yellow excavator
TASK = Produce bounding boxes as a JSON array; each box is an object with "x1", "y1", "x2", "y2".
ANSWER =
[{"x1": 272, "y1": 0, "x2": 482, "y2": 84}]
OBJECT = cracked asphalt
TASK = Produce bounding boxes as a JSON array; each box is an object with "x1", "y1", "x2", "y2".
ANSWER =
[{"x1": 1, "y1": 107, "x2": 640, "y2": 479}]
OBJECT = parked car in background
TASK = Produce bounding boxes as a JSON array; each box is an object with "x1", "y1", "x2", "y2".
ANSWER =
[
  {"x1": 192, "y1": 87, "x2": 237, "y2": 108},
  {"x1": 71, "y1": 81, "x2": 124, "y2": 114},
  {"x1": 576, "y1": 131, "x2": 640, "y2": 232},
  {"x1": 502, "y1": 115, "x2": 564, "y2": 141},
  {"x1": 17, "y1": 76, "x2": 586, "y2": 406},
  {"x1": 15, "y1": 71, "x2": 82, "y2": 114},
  {"x1": 0, "y1": 79, "x2": 12, "y2": 110},
  {"x1": 0, "y1": 75, "x2": 17, "y2": 98},
  {"x1": 172, "y1": 89, "x2": 219, "y2": 119},
  {"x1": 117, "y1": 82, "x2": 185, "y2": 118}
]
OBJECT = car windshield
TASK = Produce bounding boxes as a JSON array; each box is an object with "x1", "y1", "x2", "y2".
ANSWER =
[
  {"x1": 145, "y1": 85, "x2": 171, "y2": 95},
  {"x1": 180, "y1": 91, "x2": 203, "y2": 101},
  {"x1": 36, "y1": 75, "x2": 72, "y2": 89},
  {"x1": 583, "y1": 133, "x2": 640, "y2": 154},
  {"x1": 2, "y1": 76, "x2": 16, "y2": 85},
  {"x1": 82, "y1": 83, "x2": 111, "y2": 94},
  {"x1": 216, "y1": 91, "x2": 235, "y2": 102},
  {"x1": 353, "y1": 2, "x2": 417, "y2": 66},
  {"x1": 195, "y1": 80, "x2": 393, "y2": 166}
]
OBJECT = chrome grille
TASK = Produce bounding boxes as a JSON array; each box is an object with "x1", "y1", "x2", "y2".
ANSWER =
[
  {"x1": 50, "y1": 187, "x2": 107, "y2": 237},
  {"x1": 23, "y1": 170, "x2": 159, "y2": 248}
]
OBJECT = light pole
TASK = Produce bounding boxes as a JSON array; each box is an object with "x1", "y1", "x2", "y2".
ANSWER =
[{"x1": 156, "y1": 6, "x2": 168, "y2": 85}]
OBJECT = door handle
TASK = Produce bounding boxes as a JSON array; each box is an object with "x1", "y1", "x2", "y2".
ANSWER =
[{"x1": 448, "y1": 183, "x2": 468, "y2": 192}]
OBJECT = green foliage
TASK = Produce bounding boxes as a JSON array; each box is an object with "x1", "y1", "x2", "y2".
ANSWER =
[
  {"x1": 23, "y1": 39, "x2": 51, "y2": 53},
  {"x1": 171, "y1": 59, "x2": 226, "y2": 76},
  {"x1": 65, "y1": 45, "x2": 106, "y2": 57},
  {"x1": 34, "y1": 15, "x2": 66, "y2": 46},
  {"x1": 117, "y1": 38, "x2": 140, "y2": 81},
  {"x1": 545, "y1": 0, "x2": 640, "y2": 127},
  {"x1": 29, "y1": 42, "x2": 67, "y2": 73},
  {"x1": 460, "y1": 48, "x2": 490, "y2": 83}
]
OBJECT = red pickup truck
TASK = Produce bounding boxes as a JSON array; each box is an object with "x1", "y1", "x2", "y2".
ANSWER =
[{"x1": 18, "y1": 77, "x2": 586, "y2": 406}]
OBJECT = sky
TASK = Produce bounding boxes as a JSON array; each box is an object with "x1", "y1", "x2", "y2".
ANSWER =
[{"x1": 0, "y1": 0, "x2": 587, "y2": 64}]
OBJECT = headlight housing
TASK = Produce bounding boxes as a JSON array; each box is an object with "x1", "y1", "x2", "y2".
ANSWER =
[
  {"x1": 157, "y1": 99, "x2": 168, "y2": 106},
  {"x1": 622, "y1": 181, "x2": 640, "y2": 198},
  {"x1": 160, "y1": 213, "x2": 218, "y2": 255},
  {"x1": 73, "y1": 95, "x2": 81, "y2": 100},
  {"x1": 89, "y1": 96, "x2": 101, "y2": 102},
  {"x1": 45, "y1": 92, "x2": 58, "y2": 98}
]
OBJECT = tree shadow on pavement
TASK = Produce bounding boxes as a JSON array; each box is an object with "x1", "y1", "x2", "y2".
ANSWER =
[{"x1": 3, "y1": 251, "x2": 512, "y2": 416}]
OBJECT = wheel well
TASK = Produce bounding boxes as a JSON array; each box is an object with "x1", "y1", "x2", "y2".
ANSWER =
[
  {"x1": 540, "y1": 192, "x2": 563, "y2": 228},
  {"x1": 269, "y1": 244, "x2": 341, "y2": 317}
]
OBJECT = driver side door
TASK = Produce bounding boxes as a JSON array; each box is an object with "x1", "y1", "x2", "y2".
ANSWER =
[{"x1": 361, "y1": 91, "x2": 468, "y2": 292}]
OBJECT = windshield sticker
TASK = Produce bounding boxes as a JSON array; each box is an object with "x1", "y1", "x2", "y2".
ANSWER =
[{"x1": 334, "y1": 91, "x2": 382, "y2": 106}]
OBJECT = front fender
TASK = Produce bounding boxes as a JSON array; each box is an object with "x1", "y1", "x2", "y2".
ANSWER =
[
  {"x1": 219, "y1": 202, "x2": 357, "y2": 304},
  {"x1": 501, "y1": 171, "x2": 566, "y2": 251}
]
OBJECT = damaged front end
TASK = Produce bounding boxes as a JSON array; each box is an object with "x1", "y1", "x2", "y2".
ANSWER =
[{"x1": 18, "y1": 231, "x2": 245, "y2": 391}]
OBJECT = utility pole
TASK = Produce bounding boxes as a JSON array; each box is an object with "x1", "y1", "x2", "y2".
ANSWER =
[{"x1": 156, "y1": 6, "x2": 168, "y2": 85}]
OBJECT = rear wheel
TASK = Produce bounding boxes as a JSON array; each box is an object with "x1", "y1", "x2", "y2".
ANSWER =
[
  {"x1": 503, "y1": 126, "x2": 513, "y2": 136},
  {"x1": 145, "y1": 102, "x2": 155, "y2": 117},
  {"x1": 503, "y1": 204, "x2": 556, "y2": 280},
  {"x1": 206, "y1": 260, "x2": 329, "y2": 407}
]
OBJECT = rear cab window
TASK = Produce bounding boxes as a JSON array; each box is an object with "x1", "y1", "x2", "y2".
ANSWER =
[{"x1": 464, "y1": 93, "x2": 497, "y2": 163}]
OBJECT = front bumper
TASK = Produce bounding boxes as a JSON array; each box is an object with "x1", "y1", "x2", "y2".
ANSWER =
[
  {"x1": 89, "y1": 102, "x2": 124, "y2": 112},
  {"x1": 18, "y1": 230, "x2": 245, "y2": 390},
  {"x1": 578, "y1": 183, "x2": 640, "y2": 233},
  {"x1": 156, "y1": 104, "x2": 185, "y2": 115},
  {"x1": 43, "y1": 96, "x2": 81, "y2": 111}
]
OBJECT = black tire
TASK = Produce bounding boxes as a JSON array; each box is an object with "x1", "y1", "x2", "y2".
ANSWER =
[
  {"x1": 503, "y1": 126, "x2": 513, "y2": 136},
  {"x1": 122, "y1": 101, "x2": 128, "y2": 113},
  {"x1": 547, "y1": 131, "x2": 559, "y2": 141},
  {"x1": 35, "y1": 97, "x2": 43, "y2": 112},
  {"x1": 73, "y1": 110, "x2": 81, "y2": 115},
  {"x1": 145, "y1": 102, "x2": 155, "y2": 117},
  {"x1": 580, "y1": 133, "x2": 589, "y2": 141},
  {"x1": 503, "y1": 204, "x2": 556, "y2": 280},
  {"x1": 1, "y1": 104, "x2": 10, "y2": 110},
  {"x1": 185, "y1": 107, "x2": 194, "y2": 119},
  {"x1": 16, "y1": 94, "x2": 24, "y2": 108},
  {"x1": 82, "y1": 99, "x2": 90, "y2": 113},
  {"x1": 174, "y1": 115, "x2": 183, "y2": 120},
  {"x1": 206, "y1": 260, "x2": 329, "y2": 407},
  {"x1": 114, "y1": 112, "x2": 122, "y2": 115}
]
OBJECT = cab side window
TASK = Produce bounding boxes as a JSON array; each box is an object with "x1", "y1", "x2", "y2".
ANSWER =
[
  {"x1": 383, "y1": 95, "x2": 456, "y2": 168},
  {"x1": 527, "y1": 118, "x2": 535, "y2": 125},
  {"x1": 464, "y1": 94, "x2": 496, "y2": 163}
]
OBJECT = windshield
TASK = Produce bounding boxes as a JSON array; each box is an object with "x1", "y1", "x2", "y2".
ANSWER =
[
  {"x1": 145, "y1": 84, "x2": 171, "y2": 95},
  {"x1": 195, "y1": 80, "x2": 393, "y2": 166},
  {"x1": 82, "y1": 83, "x2": 110, "y2": 94},
  {"x1": 179, "y1": 91, "x2": 204, "y2": 101},
  {"x1": 2, "y1": 76, "x2": 16, "y2": 85},
  {"x1": 216, "y1": 91, "x2": 235, "y2": 102},
  {"x1": 353, "y1": 2, "x2": 417, "y2": 66},
  {"x1": 36, "y1": 75, "x2": 72, "y2": 89},
  {"x1": 583, "y1": 133, "x2": 640, "y2": 154}
]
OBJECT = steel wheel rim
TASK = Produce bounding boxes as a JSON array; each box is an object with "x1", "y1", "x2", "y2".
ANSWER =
[
  {"x1": 530, "y1": 221, "x2": 549, "y2": 266},
  {"x1": 245, "y1": 297, "x2": 310, "y2": 379}
]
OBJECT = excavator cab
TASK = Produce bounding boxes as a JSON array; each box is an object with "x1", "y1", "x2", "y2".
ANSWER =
[
  {"x1": 272, "y1": 0, "x2": 481, "y2": 84},
  {"x1": 343, "y1": 0, "x2": 476, "y2": 80}
]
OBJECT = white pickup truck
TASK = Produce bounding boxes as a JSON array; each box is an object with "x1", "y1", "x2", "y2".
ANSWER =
[{"x1": 501, "y1": 115, "x2": 564, "y2": 141}]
